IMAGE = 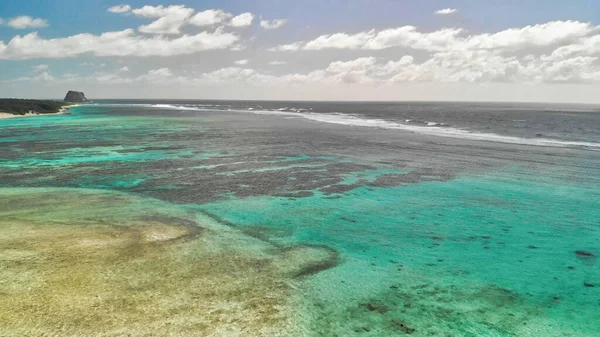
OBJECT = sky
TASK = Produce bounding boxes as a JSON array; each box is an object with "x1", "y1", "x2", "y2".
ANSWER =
[{"x1": 1, "y1": 0, "x2": 600, "y2": 102}]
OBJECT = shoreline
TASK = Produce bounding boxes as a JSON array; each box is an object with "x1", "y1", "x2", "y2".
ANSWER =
[{"x1": 0, "y1": 104, "x2": 78, "y2": 119}]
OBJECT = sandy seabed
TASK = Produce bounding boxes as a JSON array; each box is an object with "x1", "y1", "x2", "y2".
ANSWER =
[{"x1": 0, "y1": 188, "x2": 336, "y2": 337}]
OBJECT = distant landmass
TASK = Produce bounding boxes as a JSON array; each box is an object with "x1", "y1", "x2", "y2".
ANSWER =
[
  {"x1": 0, "y1": 99, "x2": 69, "y2": 116},
  {"x1": 64, "y1": 90, "x2": 88, "y2": 102}
]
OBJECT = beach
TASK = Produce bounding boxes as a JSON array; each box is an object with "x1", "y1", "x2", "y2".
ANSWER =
[{"x1": 0, "y1": 105, "x2": 73, "y2": 119}]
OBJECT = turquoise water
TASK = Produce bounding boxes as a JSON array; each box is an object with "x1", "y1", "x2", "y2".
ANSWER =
[
  {"x1": 1, "y1": 105, "x2": 598, "y2": 336},
  {"x1": 200, "y1": 169, "x2": 600, "y2": 335}
]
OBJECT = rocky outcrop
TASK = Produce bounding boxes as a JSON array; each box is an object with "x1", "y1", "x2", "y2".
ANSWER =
[{"x1": 64, "y1": 91, "x2": 88, "y2": 103}]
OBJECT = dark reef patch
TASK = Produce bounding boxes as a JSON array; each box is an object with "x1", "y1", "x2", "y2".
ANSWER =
[
  {"x1": 275, "y1": 190, "x2": 314, "y2": 198},
  {"x1": 369, "y1": 169, "x2": 454, "y2": 188},
  {"x1": 320, "y1": 183, "x2": 364, "y2": 195},
  {"x1": 575, "y1": 250, "x2": 596, "y2": 257},
  {"x1": 361, "y1": 302, "x2": 389, "y2": 314},
  {"x1": 575, "y1": 250, "x2": 597, "y2": 266},
  {"x1": 306, "y1": 281, "x2": 539, "y2": 336}
]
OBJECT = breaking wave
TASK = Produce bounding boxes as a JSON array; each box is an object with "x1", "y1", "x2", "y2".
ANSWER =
[
  {"x1": 96, "y1": 103, "x2": 600, "y2": 149},
  {"x1": 239, "y1": 109, "x2": 600, "y2": 149}
]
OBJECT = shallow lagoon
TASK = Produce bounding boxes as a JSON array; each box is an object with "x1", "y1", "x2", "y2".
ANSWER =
[{"x1": 0, "y1": 104, "x2": 598, "y2": 336}]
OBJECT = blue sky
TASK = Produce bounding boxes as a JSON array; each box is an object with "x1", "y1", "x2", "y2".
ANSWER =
[
  {"x1": 2, "y1": 1, "x2": 600, "y2": 102},
  {"x1": 2, "y1": 0, "x2": 599, "y2": 37}
]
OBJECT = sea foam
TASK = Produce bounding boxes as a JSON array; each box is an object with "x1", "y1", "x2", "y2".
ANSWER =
[
  {"x1": 236, "y1": 108, "x2": 600, "y2": 149},
  {"x1": 100, "y1": 103, "x2": 600, "y2": 149}
]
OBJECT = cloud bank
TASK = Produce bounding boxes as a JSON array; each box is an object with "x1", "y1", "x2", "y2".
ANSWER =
[
  {"x1": 272, "y1": 21, "x2": 595, "y2": 52},
  {"x1": 0, "y1": 29, "x2": 239, "y2": 59},
  {"x1": 3, "y1": 3, "x2": 600, "y2": 93}
]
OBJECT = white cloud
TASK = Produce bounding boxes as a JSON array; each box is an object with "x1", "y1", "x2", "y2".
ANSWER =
[
  {"x1": 326, "y1": 57, "x2": 377, "y2": 73},
  {"x1": 189, "y1": 9, "x2": 233, "y2": 26},
  {"x1": 260, "y1": 19, "x2": 287, "y2": 30},
  {"x1": 92, "y1": 71, "x2": 129, "y2": 84},
  {"x1": 275, "y1": 26, "x2": 464, "y2": 51},
  {"x1": 0, "y1": 6, "x2": 254, "y2": 59},
  {"x1": 0, "y1": 28, "x2": 240, "y2": 59},
  {"x1": 230, "y1": 13, "x2": 254, "y2": 27},
  {"x1": 322, "y1": 57, "x2": 379, "y2": 84},
  {"x1": 198, "y1": 67, "x2": 261, "y2": 83},
  {"x1": 6, "y1": 16, "x2": 48, "y2": 29},
  {"x1": 62, "y1": 73, "x2": 79, "y2": 79},
  {"x1": 12, "y1": 51, "x2": 600, "y2": 87},
  {"x1": 130, "y1": 6, "x2": 253, "y2": 33},
  {"x1": 38, "y1": 67, "x2": 175, "y2": 85},
  {"x1": 272, "y1": 21, "x2": 595, "y2": 52},
  {"x1": 147, "y1": 68, "x2": 172, "y2": 76},
  {"x1": 548, "y1": 35, "x2": 600, "y2": 59},
  {"x1": 199, "y1": 67, "x2": 282, "y2": 85},
  {"x1": 5, "y1": 12, "x2": 600, "y2": 90},
  {"x1": 316, "y1": 53, "x2": 600, "y2": 84},
  {"x1": 269, "y1": 42, "x2": 303, "y2": 52},
  {"x1": 435, "y1": 8, "x2": 458, "y2": 15},
  {"x1": 363, "y1": 26, "x2": 464, "y2": 51},
  {"x1": 113, "y1": 67, "x2": 174, "y2": 84},
  {"x1": 108, "y1": 4, "x2": 131, "y2": 13},
  {"x1": 17, "y1": 71, "x2": 54, "y2": 82},
  {"x1": 133, "y1": 5, "x2": 195, "y2": 35},
  {"x1": 32, "y1": 64, "x2": 48, "y2": 72},
  {"x1": 461, "y1": 21, "x2": 595, "y2": 51},
  {"x1": 132, "y1": 5, "x2": 179, "y2": 18},
  {"x1": 230, "y1": 44, "x2": 247, "y2": 51},
  {"x1": 242, "y1": 54, "x2": 600, "y2": 85},
  {"x1": 305, "y1": 30, "x2": 377, "y2": 50}
]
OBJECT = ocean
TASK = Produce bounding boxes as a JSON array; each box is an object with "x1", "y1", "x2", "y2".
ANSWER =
[{"x1": 0, "y1": 101, "x2": 599, "y2": 336}]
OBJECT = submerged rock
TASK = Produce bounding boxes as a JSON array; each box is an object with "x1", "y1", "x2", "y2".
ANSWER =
[
  {"x1": 64, "y1": 90, "x2": 89, "y2": 102},
  {"x1": 361, "y1": 302, "x2": 389, "y2": 314},
  {"x1": 391, "y1": 320, "x2": 416, "y2": 334},
  {"x1": 575, "y1": 250, "x2": 596, "y2": 257}
]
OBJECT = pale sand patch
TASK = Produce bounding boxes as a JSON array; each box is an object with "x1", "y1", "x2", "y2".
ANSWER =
[
  {"x1": 0, "y1": 112, "x2": 40, "y2": 119},
  {"x1": 0, "y1": 105, "x2": 76, "y2": 119},
  {"x1": 0, "y1": 188, "x2": 338, "y2": 337}
]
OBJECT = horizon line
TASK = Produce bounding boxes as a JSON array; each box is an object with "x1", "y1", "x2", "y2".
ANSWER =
[{"x1": 7, "y1": 97, "x2": 600, "y2": 106}]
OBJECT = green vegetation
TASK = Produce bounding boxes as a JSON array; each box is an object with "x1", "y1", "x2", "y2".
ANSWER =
[{"x1": 0, "y1": 99, "x2": 68, "y2": 115}]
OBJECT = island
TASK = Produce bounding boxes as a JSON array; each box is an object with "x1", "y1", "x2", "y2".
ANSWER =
[
  {"x1": 64, "y1": 90, "x2": 89, "y2": 102},
  {"x1": 0, "y1": 99, "x2": 70, "y2": 118}
]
